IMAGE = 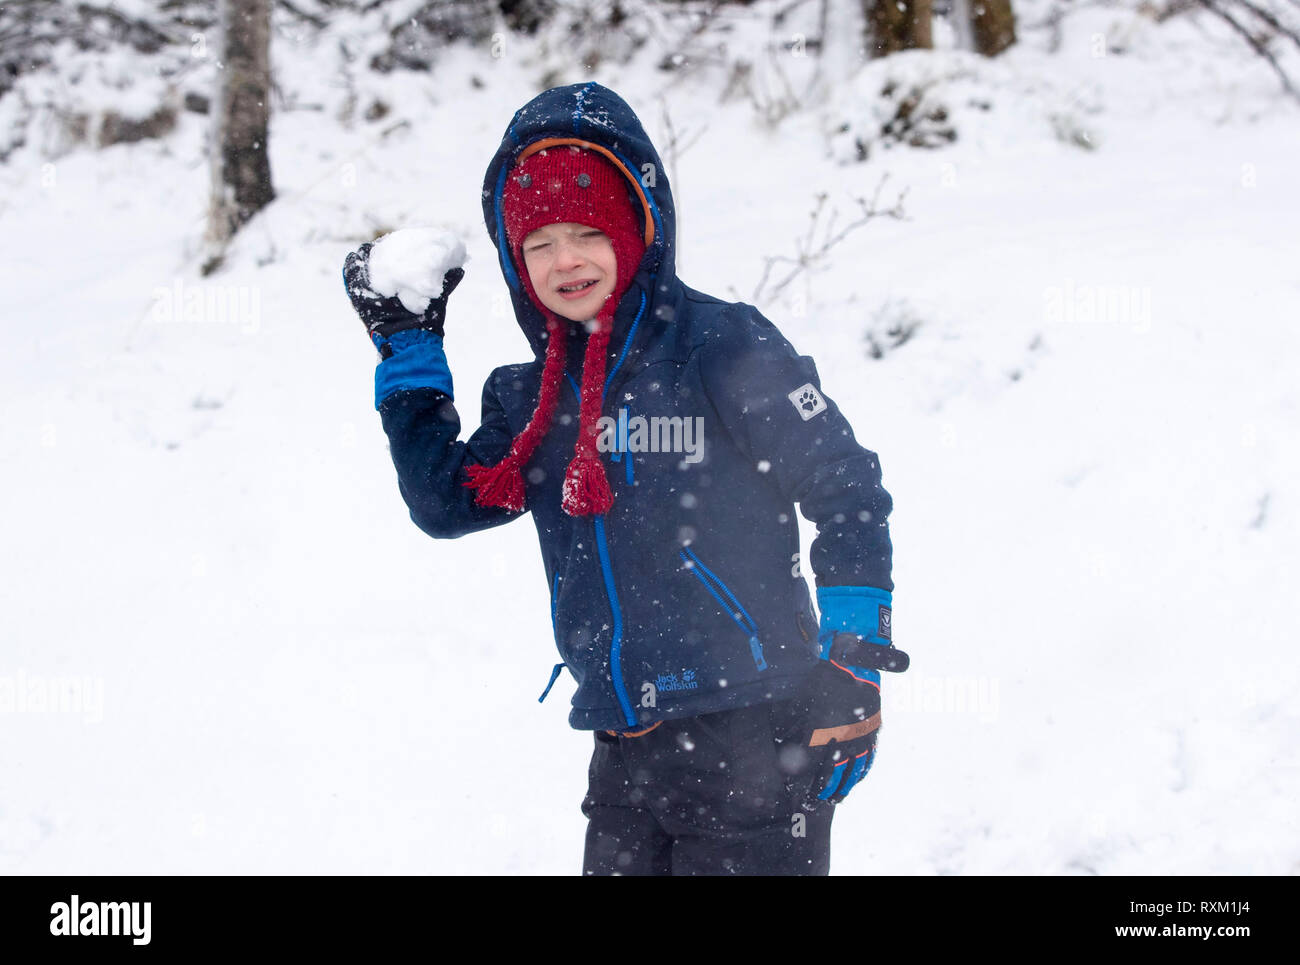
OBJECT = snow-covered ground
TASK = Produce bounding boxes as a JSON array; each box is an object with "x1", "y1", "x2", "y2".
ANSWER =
[{"x1": 2, "y1": 2, "x2": 1298, "y2": 874}]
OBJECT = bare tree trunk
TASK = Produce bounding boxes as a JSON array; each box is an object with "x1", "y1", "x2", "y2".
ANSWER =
[
  {"x1": 970, "y1": 0, "x2": 1016, "y2": 57},
  {"x1": 863, "y1": 0, "x2": 933, "y2": 58},
  {"x1": 205, "y1": 0, "x2": 274, "y2": 269},
  {"x1": 912, "y1": 0, "x2": 933, "y2": 49}
]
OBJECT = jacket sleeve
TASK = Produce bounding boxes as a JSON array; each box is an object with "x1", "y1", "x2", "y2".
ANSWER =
[
  {"x1": 698, "y1": 305, "x2": 893, "y2": 592},
  {"x1": 374, "y1": 334, "x2": 525, "y2": 539}
]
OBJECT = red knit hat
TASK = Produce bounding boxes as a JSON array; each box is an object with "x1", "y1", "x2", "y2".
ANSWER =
[{"x1": 462, "y1": 143, "x2": 646, "y2": 516}]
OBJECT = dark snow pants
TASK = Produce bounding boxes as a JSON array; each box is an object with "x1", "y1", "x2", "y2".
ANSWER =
[{"x1": 581, "y1": 699, "x2": 835, "y2": 875}]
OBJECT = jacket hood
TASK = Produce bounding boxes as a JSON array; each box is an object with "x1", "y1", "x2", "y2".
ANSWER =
[{"x1": 482, "y1": 82, "x2": 677, "y2": 360}]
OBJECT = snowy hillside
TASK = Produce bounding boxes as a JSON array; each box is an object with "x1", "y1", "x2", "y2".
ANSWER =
[{"x1": 1, "y1": 1, "x2": 1298, "y2": 874}]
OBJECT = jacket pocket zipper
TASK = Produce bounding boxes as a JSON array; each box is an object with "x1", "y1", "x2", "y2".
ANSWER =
[{"x1": 678, "y1": 546, "x2": 767, "y2": 671}]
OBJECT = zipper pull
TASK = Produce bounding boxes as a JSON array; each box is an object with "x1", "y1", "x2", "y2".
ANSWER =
[
  {"x1": 749, "y1": 635, "x2": 768, "y2": 672},
  {"x1": 609, "y1": 406, "x2": 627, "y2": 463},
  {"x1": 538, "y1": 663, "x2": 566, "y2": 703}
]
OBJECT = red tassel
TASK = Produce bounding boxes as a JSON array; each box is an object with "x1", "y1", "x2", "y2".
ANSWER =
[
  {"x1": 463, "y1": 456, "x2": 526, "y2": 512},
  {"x1": 562, "y1": 452, "x2": 614, "y2": 516},
  {"x1": 460, "y1": 309, "x2": 570, "y2": 515}
]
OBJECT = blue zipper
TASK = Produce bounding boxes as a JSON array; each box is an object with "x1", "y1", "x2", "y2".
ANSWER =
[
  {"x1": 679, "y1": 546, "x2": 768, "y2": 671},
  {"x1": 593, "y1": 515, "x2": 634, "y2": 726},
  {"x1": 560, "y1": 290, "x2": 650, "y2": 729}
]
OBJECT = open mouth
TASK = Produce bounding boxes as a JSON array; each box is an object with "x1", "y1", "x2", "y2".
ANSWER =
[{"x1": 557, "y1": 279, "x2": 598, "y2": 295}]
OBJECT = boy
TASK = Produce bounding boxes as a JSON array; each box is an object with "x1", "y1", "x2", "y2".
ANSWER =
[{"x1": 343, "y1": 83, "x2": 905, "y2": 875}]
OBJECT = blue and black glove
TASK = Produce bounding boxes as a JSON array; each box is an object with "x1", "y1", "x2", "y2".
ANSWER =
[
  {"x1": 779, "y1": 586, "x2": 908, "y2": 807},
  {"x1": 342, "y1": 241, "x2": 462, "y2": 409}
]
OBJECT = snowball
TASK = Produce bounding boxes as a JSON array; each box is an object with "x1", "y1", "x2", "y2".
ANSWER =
[{"x1": 367, "y1": 228, "x2": 468, "y2": 316}]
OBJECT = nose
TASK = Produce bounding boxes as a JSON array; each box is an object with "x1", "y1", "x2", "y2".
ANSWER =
[{"x1": 553, "y1": 238, "x2": 585, "y2": 269}]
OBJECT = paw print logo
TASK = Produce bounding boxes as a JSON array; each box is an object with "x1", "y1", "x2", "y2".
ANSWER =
[{"x1": 787, "y1": 383, "x2": 827, "y2": 421}]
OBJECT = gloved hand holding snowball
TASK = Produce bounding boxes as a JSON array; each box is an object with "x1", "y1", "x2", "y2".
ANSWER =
[{"x1": 343, "y1": 229, "x2": 468, "y2": 357}]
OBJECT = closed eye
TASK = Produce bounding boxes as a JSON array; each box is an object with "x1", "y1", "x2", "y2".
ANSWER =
[{"x1": 525, "y1": 231, "x2": 604, "y2": 253}]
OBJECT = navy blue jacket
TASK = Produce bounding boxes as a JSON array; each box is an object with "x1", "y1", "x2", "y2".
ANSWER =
[{"x1": 374, "y1": 83, "x2": 893, "y2": 732}]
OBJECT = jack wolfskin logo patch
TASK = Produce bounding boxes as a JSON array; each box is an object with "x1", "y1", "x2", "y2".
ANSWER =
[
  {"x1": 788, "y1": 383, "x2": 827, "y2": 420},
  {"x1": 878, "y1": 605, "x2": 892, "y2": 640},
  {"x1": 655, "y1": 670, "x2": 698, "y2": 692}
]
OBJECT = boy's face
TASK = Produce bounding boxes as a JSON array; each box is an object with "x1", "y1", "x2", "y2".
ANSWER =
[{"x1": 521, "y1": 222, "x2": 618, "y2": 322}]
